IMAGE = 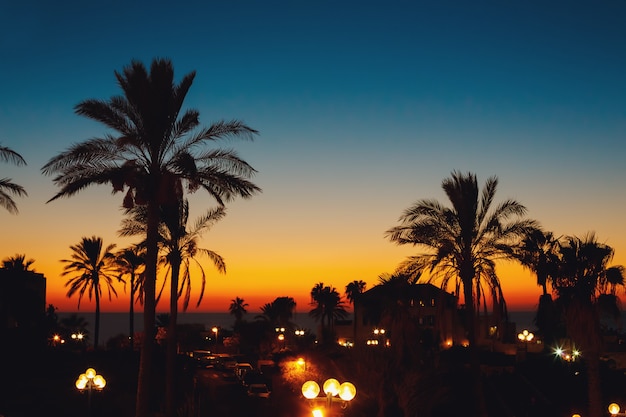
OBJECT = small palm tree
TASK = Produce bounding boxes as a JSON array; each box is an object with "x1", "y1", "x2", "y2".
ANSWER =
[
  {"x1": 42, "y1": 59, "x2": 260, "y2": 417},
  {"x1": 229, "y1": 297, "x2": 249, "y2": 324},
  {"x1": 61, "y1": 236, "x2": 120, "y2": 348},
  {"x1": 115, "y1": 245, "x2": 145, "y2": 350},
  {"x1": 309, "y1": 283, "x2": 348, "y2": 343},
  {"x1": 0, "y1": 145, "x2": 27, "y2": 214},
  {"x1": 385, "y1": 171, "x2": 537, "y2": 417},
  {"x1": 345, "y1": 280, "x2": 366, "y2": 344},
  {"x1": 513, "y1": 229, "x2": 561, "y2": 344},
  {"x1": 2, "y1": 254, "x2": 35, "y2": 271}
]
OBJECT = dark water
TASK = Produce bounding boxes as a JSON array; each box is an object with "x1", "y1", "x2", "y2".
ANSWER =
[
  {"x1": 57, "y1": 311, "x2": 320, "y2": 345},
  {"x1": 58, "y1": 310, "x2": 538, "y2": 347}
]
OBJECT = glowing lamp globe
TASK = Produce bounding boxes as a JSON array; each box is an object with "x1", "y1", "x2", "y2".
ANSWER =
[
  {"x1": 93, "y1": 375, "x2": 106, "y2": 389},
  {"x1": 339, "y1": 382, "x2": 356, "y2": 401},
  {"x1": 323, "y1": 378, "x2": 341, "y2": 396},
  {"x1": 302, "y1": 381, "x2": 321, "y2": 399},
  {"x1": 609, "y1": 403, "x2": 621, "y2": 415},
  {"x1": 85, "y1": 368, "x2": 97, "y2": 379},
  {"x1": 75, "y1": 376, "x2": 88, "y2": 390}
]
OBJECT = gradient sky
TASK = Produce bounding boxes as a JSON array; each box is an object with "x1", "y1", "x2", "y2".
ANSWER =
[{"x1": 1, "y1": 0, "x2": 625, "y2": 315}]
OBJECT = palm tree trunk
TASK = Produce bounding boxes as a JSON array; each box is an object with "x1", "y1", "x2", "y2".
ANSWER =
[
  {"x1": 463, "y1": 276, "x2": 488, "y2": 417},
  {"x1": 94, "y1": 281, "x2": 100, "y2": 349},
  {"x1": 165, "y1": 260, "x2": 181, "y2": 417},
  {"x1": 353, "y1": 304, "x2": 358, "y2": 345},
  {"x1": 129, "y1": 273, "x2": 135, "y2": 351},
  {"x1": 136, "y1": 201, "x2": 159, "y2": 417},
  {"x1": 586, "y1": 351, "x2": 603, "y2": 417}
]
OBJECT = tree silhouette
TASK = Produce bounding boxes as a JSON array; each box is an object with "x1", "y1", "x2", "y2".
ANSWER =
[
  {"x1": 229, "y1": 296, "x2": 249, "y2": 324},
  {"x1": 512, "y1": 229, "x2": 561, "y2": 344},
  {"x1": 61, "y1": 236, "x2": 120, "y2": 348},
  {"x1": 121, "y1": 199, "x2": 226, "y2": 417},
  {"x1": 0, "y1": 144, "x2": 27, "y2": 214},
  {"x1": 309, "y1": 283, "x2": 347, "y2": 343},
  {"x1": 42, "y1": 58, "x2": 260, "y2": 417},
  {"x1": 552, "y1": 233, "x2": 625, "y2": 417},
  {"x1": 345, "y1": 280, "x2": 366, "y2": 344},
  {"x1": 385, "y1": 171, "x2": 537, "y2": 417},
  {"x1": 115, "y1": 245, "x2": 145, "y2": 350}
]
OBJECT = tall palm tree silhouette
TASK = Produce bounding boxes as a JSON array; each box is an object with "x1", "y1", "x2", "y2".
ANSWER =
[
  {"x1": 345, "y1": 280, "x2": 366, "y2": 344},
  {"x1": 42, "y1": 58, "x2": 260, "y2": 417},
  {"x1": 513, "y1": 229, "x2": 561, "y2": 344},
  {"x1": 310, "y1": 283, "x2": 347, "y2": 343},
  {"x1": 61, "y1": 236, "x2": 120, "y2": 348},
  {"x1": 553, "y1": 233, "x2": 625, "y2": 417},
  {"x1": 121, "y1": 199, "x2": 226, "y2": 417},
  {"x1": 385, "y1": 171, "x2": 537, "y2": 417},
  {"x1": 0, "y1": 144, "x2": 27, "y2": 214},
  {"x1": 115, "y1": 245, "x2": 145, "y2": 350}
]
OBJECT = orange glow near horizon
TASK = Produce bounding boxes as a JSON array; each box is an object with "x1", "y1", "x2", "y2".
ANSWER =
[{"x1": 45, "y1": 257, "x2": 562, "y2": 314}]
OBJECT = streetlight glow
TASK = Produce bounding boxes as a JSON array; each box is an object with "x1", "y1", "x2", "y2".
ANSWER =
[
  {"x1": 323, "y1": 378, "x2": 341, "y2": 396},
  {"x1": 303, "y1": 378, "x2": 356, "y2": 411},
  {"x1": 302, "y1": 380, "x2": 321, "y2": 399},
  {"x1": 75, "y1": 367, "x2": 106, "y2": 417},
  {"x1": 338, "y1": 382, "x2": 357, "y2": 401}
]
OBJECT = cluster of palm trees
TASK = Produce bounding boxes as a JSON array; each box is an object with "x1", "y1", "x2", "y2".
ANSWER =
[
  {"x1": 38, "y1": 58, "x2": 261, "y2": 417},
  {"x1": 385, "y1": 171, "x2": 624, "y2": 417}
]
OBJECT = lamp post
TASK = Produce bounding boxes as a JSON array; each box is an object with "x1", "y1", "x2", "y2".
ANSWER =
[
  {"x1": 302, "y1": 378, "x2": 356, "y2": 415},
  {"x1": 517, "y1": 329, "x2": 534, "y2": 361},
  {"x1": 75, "y1": 367, "x2": 106, "y2": 417},
  {"x1": 212, "y1": 326, "x2": 218, "y2": 352}
]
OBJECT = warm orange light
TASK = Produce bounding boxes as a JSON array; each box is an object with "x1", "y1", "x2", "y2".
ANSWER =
[{"x1": 302, "y1": 381, "x2": 320, "y2": 399}]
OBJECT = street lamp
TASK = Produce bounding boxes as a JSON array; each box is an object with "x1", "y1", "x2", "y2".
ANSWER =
[
  {"x1": 297, "y1": 357, "x2": 306, "y2": 371},
  {"x1": 517, "y1": 329, "x2": 534, "y2": 343},
  {"x1": 211, "y1": 326, "x2": 218, "y2": 352},
  {"x1": 302, "y1": 378, "x2": 356, "y2": 413},
  {"x1": 608, "y1": 402, "x2": 626, "y2": 416},
  {"x1": 517, "y1": 329, "x2": 534, "y2": 360},
  {"x1": 75, "y1": 367, "x2": 106, "y2": 417}
]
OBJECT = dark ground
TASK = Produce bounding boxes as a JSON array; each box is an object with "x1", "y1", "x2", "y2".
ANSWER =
[{"x1": 2, "y1": 345, "x2": 626, "y2": 417}]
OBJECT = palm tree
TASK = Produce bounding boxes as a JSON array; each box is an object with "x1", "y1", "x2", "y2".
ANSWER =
[
  {"x1": 513, "y1": 229, "x2": 561, "y2": 344},
  {"x1": 0, "y1": 144, "x2": 27, "y2": 214},
  {"x1": 41, "y1": 58, "x2": 260, "y2": 417},
  {"x1": 229, "y1": 296, "x2": 249, "y2": 324},
  {"x1": 257, "y1": 296, "x2": 297, "y2": 329},
  {"x1": 115, "y1": 245, "x2": 145, "y2": 350},
  {"x1": 61, "y1": 236, "x2": 120, "y2": 348},
  {"x1": 121, "y1": 199, "x2": 226, "y2": 417},
  {"x1": 515, "y1": 229, "x2": 560, "y2": 296},
  {"x1": 385, "y1": 171, "x2": 537, "y2": 417},
  {"x1": 345, "y1": 280, "x2": 366, "y2": 344},
  {"x1": 552, "y1": 233, "x2": 625, "y2": 417},
  {"x1": 2, "y1": 254, "x2": 35, "y2": 271},
  {"x1": 309, "y1": 283, "x2": 348, "y2": 343}
]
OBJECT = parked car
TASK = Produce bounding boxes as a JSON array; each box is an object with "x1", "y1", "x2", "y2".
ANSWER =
[
  {"x1": 247, "y1": 383, "x2": 271, "y2": 399},
  {"x1": 236, "y1": 363, "x2": 254, "y2": 380}
]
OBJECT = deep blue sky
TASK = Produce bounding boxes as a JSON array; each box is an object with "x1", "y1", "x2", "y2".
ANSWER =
[{"x1": 1, "y1": 1, "x2": 625, "y2": 311}]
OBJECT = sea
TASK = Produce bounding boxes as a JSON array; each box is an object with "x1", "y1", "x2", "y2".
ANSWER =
[{"x1": 57, "y1": 310, "x2": 538, "y2": 346}]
